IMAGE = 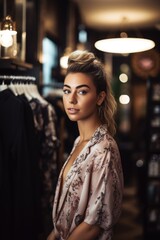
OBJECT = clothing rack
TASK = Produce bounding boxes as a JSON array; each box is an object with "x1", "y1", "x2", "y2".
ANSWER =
[
  {"x1": 0, "y1": 63, "x2": 39, "y2": 85},
  {"x1": 0, "y1": 57, "x2": 40, "y2": 77},
  {"x1": 0, "y1": 61, "x2": 59, "y2": 239},
  {"x1": 0, "y1": 75, "x2": 36, "y2": 84}
]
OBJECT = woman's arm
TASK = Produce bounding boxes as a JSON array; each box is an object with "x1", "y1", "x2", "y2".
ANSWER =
[{"x1": 67, "y1": 222, "x2": 101, "y2": 240}]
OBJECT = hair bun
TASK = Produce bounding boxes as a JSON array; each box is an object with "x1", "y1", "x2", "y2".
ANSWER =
[{"x1": 68, "y1": 50, "x2": 96, "y2": 66}]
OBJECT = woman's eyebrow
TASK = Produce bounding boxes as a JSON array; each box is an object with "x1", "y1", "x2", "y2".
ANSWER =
[{"x1": 63, "y1": 84, "x2": 90, "y2": 89}]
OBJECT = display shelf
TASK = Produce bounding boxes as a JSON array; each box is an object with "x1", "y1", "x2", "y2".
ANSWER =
[{"x1": 144, "y1": 76, "x2": 160, "y2": 239}]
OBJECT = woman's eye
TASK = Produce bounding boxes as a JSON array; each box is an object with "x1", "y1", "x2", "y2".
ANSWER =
[
  {"x1": 78, "y1": 90, "x2": 87, "y2": 95},
  {"x1": 63, "y1": 89, "x2": 70, "y2": 94}
]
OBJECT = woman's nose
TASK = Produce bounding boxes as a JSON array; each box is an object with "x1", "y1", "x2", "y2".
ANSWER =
[{"x1": 69, "y1": 93, "x2": 77, "y2": 104}]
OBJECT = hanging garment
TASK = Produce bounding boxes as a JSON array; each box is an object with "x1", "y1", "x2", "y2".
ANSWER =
[
  {"x1": 0, "y1": 71, "x2": 59, "y2": 239},
  {"x1": 29, "y1": 97, "x2": 59, "y2": 237},
  {"x1": 0, "y1": 88, "x2": 40, "y2": 240}
]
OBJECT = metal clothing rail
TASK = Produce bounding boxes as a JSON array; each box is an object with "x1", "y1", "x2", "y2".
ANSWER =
[
  {"x1": 0, "y1": 75, "x2": 36, "y2": 81},
  {"x1": 0, "y1": 66, "x2": 39, "y2": 85}
]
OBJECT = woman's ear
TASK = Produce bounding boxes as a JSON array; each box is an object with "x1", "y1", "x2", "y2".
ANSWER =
[{"x1": 97, "y1": 91, "x2": 106, "y2": 106}]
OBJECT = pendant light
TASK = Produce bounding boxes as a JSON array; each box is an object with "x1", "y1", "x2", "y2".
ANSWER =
[
  {"x1": 95, "y1": 31, "x2": 155, "y2": 54},
  {"x1": 0, "y1": 15, "x2": 17, "y2": 48},
  {"x1": 95, "y1": 17, "x2": 155, "y2": 54},
  {"x1": 0, "y1": 0, "x2": 17, "y2": 48}
]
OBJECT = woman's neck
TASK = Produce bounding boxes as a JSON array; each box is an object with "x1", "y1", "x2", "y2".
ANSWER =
[{"x1": 77, "y1": 120, "x2": 101, "y2": 143}]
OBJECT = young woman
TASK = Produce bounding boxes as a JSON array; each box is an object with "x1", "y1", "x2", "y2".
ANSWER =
[{"x1": 47, "y1": 50, "x2": 123, "y2": 240}]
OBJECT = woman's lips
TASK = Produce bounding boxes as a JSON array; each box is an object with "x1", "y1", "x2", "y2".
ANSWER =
[{"x1": 67, "y1": 108, "x2": 79, "y2": 114}]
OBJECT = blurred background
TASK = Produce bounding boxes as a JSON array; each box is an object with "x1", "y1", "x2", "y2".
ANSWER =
[{"x1": 0, "y1": 0, "x2": 160, "y2": 239}]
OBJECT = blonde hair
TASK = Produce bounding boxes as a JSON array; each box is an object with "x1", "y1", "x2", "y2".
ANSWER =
[{"x1": 66, "y1": 50, "x2": 117, "y2": 136}]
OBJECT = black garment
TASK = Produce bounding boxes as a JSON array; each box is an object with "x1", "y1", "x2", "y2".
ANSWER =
[{"x1": 0, "y1": 89, "x2": 40, "y2": 240}]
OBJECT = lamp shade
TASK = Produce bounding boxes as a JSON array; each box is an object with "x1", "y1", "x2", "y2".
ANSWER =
[
  {"x1": 0, "y1": 15, "x2": 17, "y2": 48},
  {"x1": 95, "y1": 33, "x2": 155, "y2": 54}
]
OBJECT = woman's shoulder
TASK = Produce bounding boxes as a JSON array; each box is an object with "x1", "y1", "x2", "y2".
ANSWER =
[{"x1": 92, "y1": 124, "x2": 117, "y2": 147}]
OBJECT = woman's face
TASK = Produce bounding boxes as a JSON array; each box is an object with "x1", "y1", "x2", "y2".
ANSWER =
[{"x1": 63, "y1": 72, "x2": 104, "y2": 122}]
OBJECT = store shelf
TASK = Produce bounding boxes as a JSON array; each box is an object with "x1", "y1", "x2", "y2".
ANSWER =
[{"x1": 144, "y1": 76, "x2": 160, "y2": 239}]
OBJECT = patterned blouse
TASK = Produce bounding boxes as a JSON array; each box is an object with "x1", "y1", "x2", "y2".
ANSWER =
[{"x1": 52, "y1": 125, "x2": 124, "y2": 240}]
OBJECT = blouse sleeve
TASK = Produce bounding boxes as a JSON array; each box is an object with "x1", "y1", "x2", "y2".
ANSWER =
[{"x1": 84, "y1": 143, "x2": 123, "y2": 231}]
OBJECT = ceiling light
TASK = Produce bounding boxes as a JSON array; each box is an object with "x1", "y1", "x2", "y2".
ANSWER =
[
  {"x1": 119, "y1": 94, "x2": 130, "y2": 104},
  {"x1": 60, "y1": 47, "x2": 72, "y2": 69},
  {"x1": 119, "y1": 73, "x2": 128, "y2": 83},
  {"x1": 60, "y1": 55, "x2": 69, "y2": 69},
  {"x1": 0, "y1": 15, "x2": 17, "y2": 47},
  {"x1": 95, "y1": 32, "x2": 155, "y2": 54}
]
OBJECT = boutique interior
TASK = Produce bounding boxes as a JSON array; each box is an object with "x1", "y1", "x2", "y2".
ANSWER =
[{"x1": 0, "y1": 0, "x2": 160, "y2": 239}]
